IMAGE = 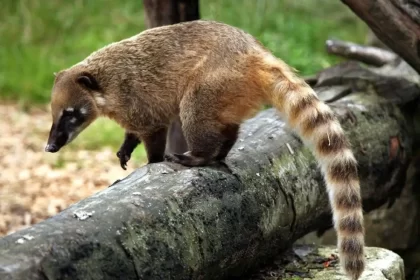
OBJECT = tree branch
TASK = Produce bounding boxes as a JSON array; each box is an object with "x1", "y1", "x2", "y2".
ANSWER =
[
  {"x1": 341, "y1": 0, "x2": 420, "y2": 74},
  {"x1": 326, "y1": 39, "x2": 398, "y2": 66}
]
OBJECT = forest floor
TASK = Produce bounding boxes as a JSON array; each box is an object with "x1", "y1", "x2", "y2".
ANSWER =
[{"x1": 0, "y1": 103, "x2": 139, "y2": 236}]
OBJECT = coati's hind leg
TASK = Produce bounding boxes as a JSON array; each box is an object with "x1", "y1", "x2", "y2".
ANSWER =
[
  {"x1": 165, "y1": 89, "x2": 240, "y2": 166},
  {"x1": 215, "y1": 124, "x2": 239, "y2": 160},
  {"x1": 164, "y1": 121, "x2": 234, "y2": 166},
  {"x1": 143, "y1": 127, "x2": 168, "y2": 164},
  {"x1": 117, "y1": 132, "x2": 141, "y2": 170}
]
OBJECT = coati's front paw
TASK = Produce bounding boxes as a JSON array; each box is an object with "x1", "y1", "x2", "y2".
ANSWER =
[{"x1": 116, "y1": 149, "x2": 131, "y2": 170}]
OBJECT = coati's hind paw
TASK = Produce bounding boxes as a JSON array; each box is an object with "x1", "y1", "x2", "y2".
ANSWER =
[
  {"x1": 164, "y1": 153, "x2": 185, "y2": 163},
  {"x1": 116, "y1": 150, "x2": 131, "y2": 170},
  {"x1": 164, "y1": 152, "x2": 210, "y2": 167}
]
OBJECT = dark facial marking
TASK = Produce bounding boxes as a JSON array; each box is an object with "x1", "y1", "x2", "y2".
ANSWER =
[
  {"x1": 62, "y1": 108, "x2": 86, "y2": 126},
  {"x1": 45, "y1": 122, "x2": 67, "y2": 153},
  {"x1": 45, "y1": 108, "x2": 86, "y2": 153}
]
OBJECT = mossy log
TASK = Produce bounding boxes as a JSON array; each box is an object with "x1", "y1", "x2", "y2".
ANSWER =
[
  {"x1": 248, "y1": 245, "x2": 405, "y2": 280},
  {"x1": 0, "y1": 60, "x2": 417, "y2": 280}
]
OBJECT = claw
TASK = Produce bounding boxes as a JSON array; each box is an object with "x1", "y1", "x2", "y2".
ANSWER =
[{"x1": 116, "y1": 150, "x2": 130, "y2": 170}]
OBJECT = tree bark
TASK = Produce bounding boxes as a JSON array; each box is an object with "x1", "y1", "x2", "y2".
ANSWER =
[
  {"x1": 326, "y1": 39, "x2": 397, "y2": 67},
  {"x1": 143, "y1": 0, "x2": 200, "y2": 28},
  {"x1": 143, "y1": 0, "x2": 200, "y2": 155},
  {"x1": 0, "y1": 58, "x2": 416, "y2": 279},
  {"x1": 341, "y1": 0, "x2": 420, "y2": 74}
]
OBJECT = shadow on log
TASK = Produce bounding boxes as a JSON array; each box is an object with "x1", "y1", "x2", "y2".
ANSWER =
[{"x1": 0, "y1": 53, "x2": 417, "y2": 278}]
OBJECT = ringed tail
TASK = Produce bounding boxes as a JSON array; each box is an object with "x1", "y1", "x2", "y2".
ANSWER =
[{"x1": 266, "y1": 56, "x2": 365, "y2": 280}]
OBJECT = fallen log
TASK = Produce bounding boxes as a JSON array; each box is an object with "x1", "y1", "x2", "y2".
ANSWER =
[{"x1": 0, "y1": 62, "x2": 415, "y2": 279}]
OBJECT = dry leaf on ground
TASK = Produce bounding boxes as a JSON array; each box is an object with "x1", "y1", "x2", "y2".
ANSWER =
[{"x1": 0, "y1": 104, "x2": 137, "y2": 236}]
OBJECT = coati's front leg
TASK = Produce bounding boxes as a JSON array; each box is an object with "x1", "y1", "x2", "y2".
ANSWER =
[
  {"x1": 117, "y1": 132, "x2": 141, "y2": 170},
  {"x1": 117, "y1": 128, "x2": 168, "y2": 169},
  {"x1": 142, "y1": 127, "x2": 168, "y2": 164}
]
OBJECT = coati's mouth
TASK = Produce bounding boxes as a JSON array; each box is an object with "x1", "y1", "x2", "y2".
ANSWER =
[
  {"x1": 45, "y1": 130, "x2": 68, "y2": 153},
  {"x1": 44, "y1": 122, "x2": 71, "y2": 153},
  {"x1": 45, "y1": 127, "x2": 82, "y2": 153}
]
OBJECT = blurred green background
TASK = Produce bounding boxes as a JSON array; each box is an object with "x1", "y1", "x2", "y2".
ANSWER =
[{"x1": 0, "y1": 0, "x2": 368, "y2": 163}]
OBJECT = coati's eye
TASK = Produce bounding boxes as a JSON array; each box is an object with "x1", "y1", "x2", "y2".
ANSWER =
[
  {"x1": 63, "y1": 108, "x2": 75, "y2": 116},
  {"x1": 62, "y1": 108, "x2": 85, "y2": 125}
]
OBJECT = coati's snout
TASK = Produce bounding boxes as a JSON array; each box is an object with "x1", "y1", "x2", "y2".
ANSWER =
[{"x1": 45, "y1": 108, "x2": 88, "y2": 153}]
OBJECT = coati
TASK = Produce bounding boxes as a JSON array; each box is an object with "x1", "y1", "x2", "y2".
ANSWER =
[{"x1": 45, "y1": 20, "x2": 365, "y2": 279}]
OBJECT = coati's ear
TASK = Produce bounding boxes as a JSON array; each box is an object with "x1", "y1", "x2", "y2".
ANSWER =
[
  {"x1": 53, "y1": 70, "x2": 66, "y2": 82},
  {"x1": 76, "y1": 72, "x2": 100, "y2": 91}
]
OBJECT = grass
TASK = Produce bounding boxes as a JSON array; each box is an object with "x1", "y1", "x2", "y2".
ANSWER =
[
  {"x1": 0, "y1": 0, "x2": 368, "y2": 162},
  {"x1": 68, "y1": 118, "x2": 147, "y2": 163}
]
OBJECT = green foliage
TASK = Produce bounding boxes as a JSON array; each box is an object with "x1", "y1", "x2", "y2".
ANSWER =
[
  {"x1": 203, "y1": 0, "x2": 368, "y2": 75},
  {"x1": 68, "y1": 118, "x2": 147, "y2": 164},
  {"x1": 0, "y1": 0, "x2": 367, "y2": 104},
  {"x1": 0, "y1": 0, "x2": 145, "y2": 103},
  {"x1": 0, "y1": 0, "x2": 368, "y2": 156}
]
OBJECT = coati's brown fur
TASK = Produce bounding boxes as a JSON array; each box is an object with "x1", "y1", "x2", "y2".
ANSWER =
[{"x1": 46, "y1": 20, "x2": 365, "y2": 279}]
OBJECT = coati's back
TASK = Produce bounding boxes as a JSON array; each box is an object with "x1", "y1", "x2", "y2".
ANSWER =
[{"x1": 82, "y1": 20, "x2": 266, "y2": 88}]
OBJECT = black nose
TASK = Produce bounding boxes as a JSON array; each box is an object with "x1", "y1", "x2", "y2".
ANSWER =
[{"x1": 45, "y1": 144, "x2": 59, "y2": 153}]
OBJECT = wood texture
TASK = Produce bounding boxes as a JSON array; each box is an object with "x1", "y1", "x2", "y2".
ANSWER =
[{"x1": 326, "y1": 39, "x2": 397, "y2": 66}]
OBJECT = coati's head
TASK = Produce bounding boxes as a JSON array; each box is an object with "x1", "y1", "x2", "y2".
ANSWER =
[{"x1": 45, "y1": 67, "x2": 101, "y2": 153}]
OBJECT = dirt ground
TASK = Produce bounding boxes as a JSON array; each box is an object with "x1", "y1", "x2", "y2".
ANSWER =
[{"x1": 0, "y1": 103, "x2": 137, "y2": 236}]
